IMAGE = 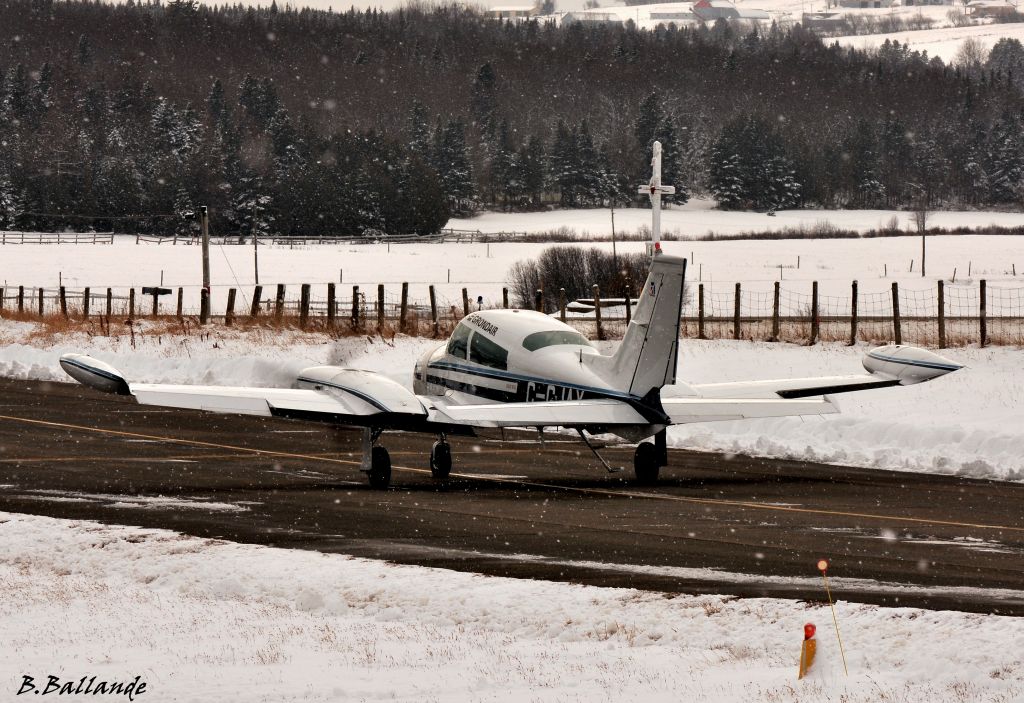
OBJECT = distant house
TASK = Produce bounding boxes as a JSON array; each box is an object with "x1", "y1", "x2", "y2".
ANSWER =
[
  {"x1": 802, "y1": 10, "x2": 847, "y2": 29},
  {"x1": 902, "y1": 0, "x2": 952, "y2": 6},
  {"x1": 650, "y1": 8, "x2": 699, "y2": 20},
  {"x1": 692, "y1": 0, "x2": 741, "y2": 19},
  {"x1": 967, "y1": 0, "x2": 1016, "y2": 15},
  {"x1": 562, "y1": 10, "x2": 624, "y2": 24},
  {"x1": 485, "y1": 5, "x2": 537, "y2": 20}
]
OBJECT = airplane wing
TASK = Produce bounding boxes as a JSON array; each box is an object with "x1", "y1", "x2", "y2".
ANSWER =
[{"x1": 678, "y1": 344, "x2": 963, "y2": 401}]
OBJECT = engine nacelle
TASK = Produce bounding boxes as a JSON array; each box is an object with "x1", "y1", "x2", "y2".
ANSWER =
[
  {"x1": 862, "y1": 345, "x2": 963, "y2": 385},
  {"x1": 295, "y1": 366, "x2": 425, "y2": 416}
]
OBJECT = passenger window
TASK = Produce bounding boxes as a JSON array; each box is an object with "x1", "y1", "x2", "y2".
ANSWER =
[
  {"x1": 447, "y1": 323, "x2": 471, "y2": 359},
  {"x1": 469, "y1": 332, "x2": 508, "y2": 370},
  {"x1": 522, "y1": 330, "x2": 593, "y2": 351}
]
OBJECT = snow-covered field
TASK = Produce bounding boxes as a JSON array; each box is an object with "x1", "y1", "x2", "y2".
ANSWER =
[
  {"x1": 833, "y1": 21, "x2": 1024, "y2": 62},
  {"x1": 3, "y1": 203, "x2": 1024, "y2": 309},
  {"x1": 2, "y1": 510, "x2": 1022, "y2": 702},
  {"x1": 0, "y1": 321, "x2": 1020, "y2": 481}
]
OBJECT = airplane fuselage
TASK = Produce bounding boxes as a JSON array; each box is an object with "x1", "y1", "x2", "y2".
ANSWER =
[{"x1": 412, "y1": 309, "x2": 628, "y2": 406}]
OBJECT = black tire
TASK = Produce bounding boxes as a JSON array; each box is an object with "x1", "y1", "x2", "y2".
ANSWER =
[
  {"x1": 430, "y1": 441, "x2": 452, "y2": 479},
  {"x1": 368, "y1": 446, "x2": 392, "y2": 489},
  {"x1": 634, "y1": 442, "x2": 660, "y2": 484}
]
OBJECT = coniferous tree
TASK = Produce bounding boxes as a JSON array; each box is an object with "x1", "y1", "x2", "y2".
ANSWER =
[
  {"x1": 710, "y1": 115, "x2": 800, "y2": 211},
  {"x1": 435, "y1": 120, "x2": 475, "y2": 215}
]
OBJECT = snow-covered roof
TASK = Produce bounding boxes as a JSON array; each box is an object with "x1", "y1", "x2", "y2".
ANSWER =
[{"x1": 966, "y1": 0, "x2": 1014, "y2": 6}]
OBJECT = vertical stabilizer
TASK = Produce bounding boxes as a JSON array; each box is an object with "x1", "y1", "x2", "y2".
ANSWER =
[{"x1": 589, "y1": 255, "x2": 686, "y2": 397}]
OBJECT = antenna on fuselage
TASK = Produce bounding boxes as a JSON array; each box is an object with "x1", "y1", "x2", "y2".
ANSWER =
[{"x1": 638, "y1": 141, "x2": 675, "y2": 257}]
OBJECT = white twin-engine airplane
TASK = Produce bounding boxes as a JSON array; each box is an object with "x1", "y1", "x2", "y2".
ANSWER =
[{"x1": 59, "y1": 142, "x2": 962, "y2": 489}]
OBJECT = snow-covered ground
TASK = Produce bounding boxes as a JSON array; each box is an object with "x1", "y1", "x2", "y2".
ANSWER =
[
  {"x1": 833, "y1": 20, "x2": 1024, "y2": 61},
  {"x1": 0, "y1": 322, "x2": 1019, "y2": 481},
  {"x1": 2, "y1": 510, "x2": 1022, "y2": 702},
  {"x1": 3, "y1": 203, "x2": 1024, "y2": 309}
]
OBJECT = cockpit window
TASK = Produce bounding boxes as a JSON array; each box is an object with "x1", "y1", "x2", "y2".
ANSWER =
[
  {"x1": 447, "y1": 323, "x2": 471, "y2": 359},
  {"x1": 469, "y1": 331, "x2": 508, "y2": 370},
  {"x1": 522, "y1": 330, "x2": 594, "y2": 352}
]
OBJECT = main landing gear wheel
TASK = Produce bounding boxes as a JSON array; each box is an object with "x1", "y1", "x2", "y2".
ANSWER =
[
  {"x1": 368, "y1": 446, "x2": 392, "y2": 489},
  {"x1": 634, "y1": 442, "x2": 660, "y2": 484},
  {"x1": 430, "y1": 440, "x2": 452, "y2": 479}
]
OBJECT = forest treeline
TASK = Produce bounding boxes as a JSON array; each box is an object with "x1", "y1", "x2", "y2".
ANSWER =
[{"x1": 2, "y1": 0, "x2": 1024, "y2": 235}]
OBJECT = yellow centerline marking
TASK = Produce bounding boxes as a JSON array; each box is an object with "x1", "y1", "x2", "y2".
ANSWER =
[{"x1": 1, "y1": 413, "x2": 1020, "y2": 534}]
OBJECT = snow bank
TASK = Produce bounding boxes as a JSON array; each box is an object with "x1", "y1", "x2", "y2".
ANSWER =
[{"x1": 1, "y1": 511, "x2": 1022, "y2": 702}]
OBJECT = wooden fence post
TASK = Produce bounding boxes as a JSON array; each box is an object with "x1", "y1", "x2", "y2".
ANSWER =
[
  {"x1": 429, "y1": 285, "x2": 439, "y2": 337},
  {"x1": 849, "y1": 280, "x2": 858, "y2": 346},
  {"x1": 810, "y1": 280, "x2": 819, "y2": 345},
  {"x1": 59, "y1": 286, "x2": 67, "y2": 318},
  {"x1": 937, "y1": 279, "x2": 946, "y2": 349},
  {"x1": 399, "y1": 283, "x2": 409, "y2": 333},
  {"x1": 771, "y1": 282, "x2": 781, "y2": 342},
  {"x1": 128, "y1": 288, "x2": 135, "y2": 318},
  {"x1": 327, "y1": 283, "x2": 336, "y2": 326},
  {"x1": 351, "y1": 285, "x2": 360, "y2": 329},
  {"x1": 534, "y1": 289, "x2": 543, "y2": 312},
  {"x1": 698, "y1": 283, "x2": 706, "y2": 340},
  {"x1": 891, "y1": 281, "x2": 902, "y2": 345},
  {"x1": 250, "y1": 285, "x2": 263, "y2": 318},
  {"x1": 559, "y1": 288, "x2": 567, "y2": 323},
  {"x1": 733, "y1": 282, "x2": 741, "y2": 340},
  {"x1": 502, "y1": 288, "x2": 509, "y2": 309},
  {"x1": 593, "y1": 284, "x2": 604, "y2": 341},
  {"x1": 274, "y1": 284, "x2": 286, "y2": 321},
  {"x1": 106, "y1": 288, "x2": 112, "y2": 317},
  {"x1": 0, "y1": 287, "x2": 4, "y2": 314},
  {"x1": 83, "y1": 287, "x2": 90, "y2": 320},
  {"x1": 300, "y1": 283, "x2": 311, "y2": 330},
  {"x1": 199, "y1": 288, "x2": 209, "y2": 325},
  {"x1": 17, "y1": 285, "x2": 24, "y2": 314},
  {"x1": 378, "y1": 284, "x2": 386, "y2": 331},
  {"x1": 177, "y1": 288, "x2": 184, "y2": 320},
  {"x1": 462, "y1": 287, "x2": 469, "y2": 317},
  {"x1": 980, "y1": 279, "x2": 987, "y2": 348},
  {"x1": 225, "y1": 288, "x2": 236, "y2": 326},
  {"x1": 38, "y1": 287, "x2": 44, "y2": 316},
  {"x1": 151, "y1": 289, "x2": 159, "y2": 317}
]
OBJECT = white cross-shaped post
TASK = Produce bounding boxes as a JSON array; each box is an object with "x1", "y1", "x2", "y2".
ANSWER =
[{"x1": 637, "y1": 141, "x2": 675, "y2": 256}]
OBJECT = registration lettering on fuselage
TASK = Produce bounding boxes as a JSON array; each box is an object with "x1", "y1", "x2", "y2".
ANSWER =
[{"x1": 524, "y1": 381, "x2": 585, "y2": 402}]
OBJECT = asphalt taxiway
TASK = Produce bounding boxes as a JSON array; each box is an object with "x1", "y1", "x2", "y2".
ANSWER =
[{"x1": 0, "y1": 378, "x2": 1022, "y2": 615}]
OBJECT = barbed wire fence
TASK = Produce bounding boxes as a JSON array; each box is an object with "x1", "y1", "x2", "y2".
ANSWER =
[{"x1": 1, "y1": 278, "x2": 1022, "y2": 347}]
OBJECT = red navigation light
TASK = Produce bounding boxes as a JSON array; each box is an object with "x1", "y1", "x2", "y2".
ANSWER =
[{"x1": 804, "y1": 623, "x2": 816, "y2": 640}]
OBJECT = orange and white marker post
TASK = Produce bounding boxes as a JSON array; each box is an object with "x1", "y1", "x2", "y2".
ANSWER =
[
  {"x1": 798, "y1": 623, "x2": 817, "y2": 679},
  {"x1": 818, "y1": 559, "x2": 849, "y2": 676}
]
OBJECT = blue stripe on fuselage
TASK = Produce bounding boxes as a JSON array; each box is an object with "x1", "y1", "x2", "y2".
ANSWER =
[{"x1": 426, "y1": 360, "x2": 634, "y2": 402}]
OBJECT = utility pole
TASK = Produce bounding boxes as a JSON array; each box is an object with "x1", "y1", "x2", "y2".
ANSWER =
[{"x1": 200, "y1": 205, "x2": 211, "y2": 324}]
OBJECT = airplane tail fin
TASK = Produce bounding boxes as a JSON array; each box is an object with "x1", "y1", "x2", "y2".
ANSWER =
[{"x1": 592, "y1": 254, "x2": 686, "y2": 397}]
